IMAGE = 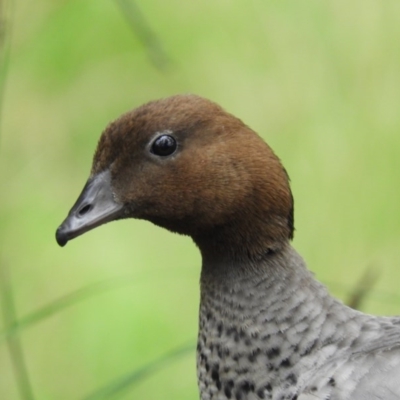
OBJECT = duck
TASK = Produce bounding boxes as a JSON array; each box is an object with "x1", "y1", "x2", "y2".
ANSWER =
[{"x1": 56, "y1": 94, "x2": 400, "y2": 400}]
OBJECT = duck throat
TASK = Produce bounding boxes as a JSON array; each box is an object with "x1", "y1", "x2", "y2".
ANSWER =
[
  {"x1": 193, "y1": 216, "x2": 292, "y2": 268},
  {"x1": 196, "y1": 245, "x2": 335, "y2": 399}
]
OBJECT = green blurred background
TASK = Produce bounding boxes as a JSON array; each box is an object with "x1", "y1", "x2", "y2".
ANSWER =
[{"x1": 1, "y1": 0, "x2": 400, "y2": 399}]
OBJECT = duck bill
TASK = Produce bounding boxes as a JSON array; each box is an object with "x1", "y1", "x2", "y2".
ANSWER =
[{"x1": 55, "y1": 170, "x2": 123, "y2": 247}]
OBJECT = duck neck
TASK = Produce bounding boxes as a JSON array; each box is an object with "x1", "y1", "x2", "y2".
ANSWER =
[
  {"x1": 196, "y1": 244, "x2": 334, "y2": 397},
  {"x1": 196, "y1": 244, "x2": 374, "y2": 399},
  {"x1": 193, "y1": 217, "x2": 292, "y2": 270},
  {"x1": 199, "y1": 242, "x2": 319, "y2": 295},
  {"x1": 198, "y1": 242, "x2": 336, "y2": 342}
]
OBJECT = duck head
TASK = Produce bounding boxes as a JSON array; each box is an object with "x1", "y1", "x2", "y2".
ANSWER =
[{"x1": 56, "y1": 95, "x2": 294, "y2": 262}]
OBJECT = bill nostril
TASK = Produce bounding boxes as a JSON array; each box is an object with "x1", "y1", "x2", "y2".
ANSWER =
[{"x1": 78, "y1": 204, "x2": 92, "y2": 216}]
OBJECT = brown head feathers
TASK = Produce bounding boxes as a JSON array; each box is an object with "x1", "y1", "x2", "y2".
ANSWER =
[{"x1": 57, "y1": 94, "x2": 294, "y2": 261}]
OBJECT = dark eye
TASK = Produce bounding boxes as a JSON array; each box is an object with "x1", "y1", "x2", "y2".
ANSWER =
[{"x1": 151, "y1": 135, "x2": 177, "y2": 156}]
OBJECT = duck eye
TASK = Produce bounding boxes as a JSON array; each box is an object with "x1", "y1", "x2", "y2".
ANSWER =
[{"x1": 151, "y1": 135, "x2": 177, "y2": 156}]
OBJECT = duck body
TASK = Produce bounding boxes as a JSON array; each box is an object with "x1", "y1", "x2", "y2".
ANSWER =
[{"x1": 56, "y1": 95, "x2": 400, "y2": 399}]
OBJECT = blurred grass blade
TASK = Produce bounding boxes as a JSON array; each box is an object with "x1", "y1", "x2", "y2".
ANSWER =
[
  {"x1": 324, "y1": 273, "x2": 400, "y2": 309},
  {"x1": 0, "y1": 273, "x2": 194, "y2": 342},
  {"x1": 0, "y1": 0, "x2": 13, "y2": 131},
  {"x1": 1, "y1": 263, "x2": 35, "y2": 400},
  {"x1": 0, "y1": 2, "x2": 35, "y2": 398},
  {"x1": 114, "y1": 0, "x2": 171, "y2": 71},
  {"x1": 0, "y1": 276, "x2": 140, "y2": 342},
  {"x1": 346, "y1": 266, "x2": 379, "y2": 310},
  {"x1": 82, "y1": 342, "x2": 195, "y2": 400}
]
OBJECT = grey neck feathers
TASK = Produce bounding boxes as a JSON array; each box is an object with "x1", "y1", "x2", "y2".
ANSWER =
[{"x1": 196, "y1": 245, "x2": 385, "y2": 399}]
